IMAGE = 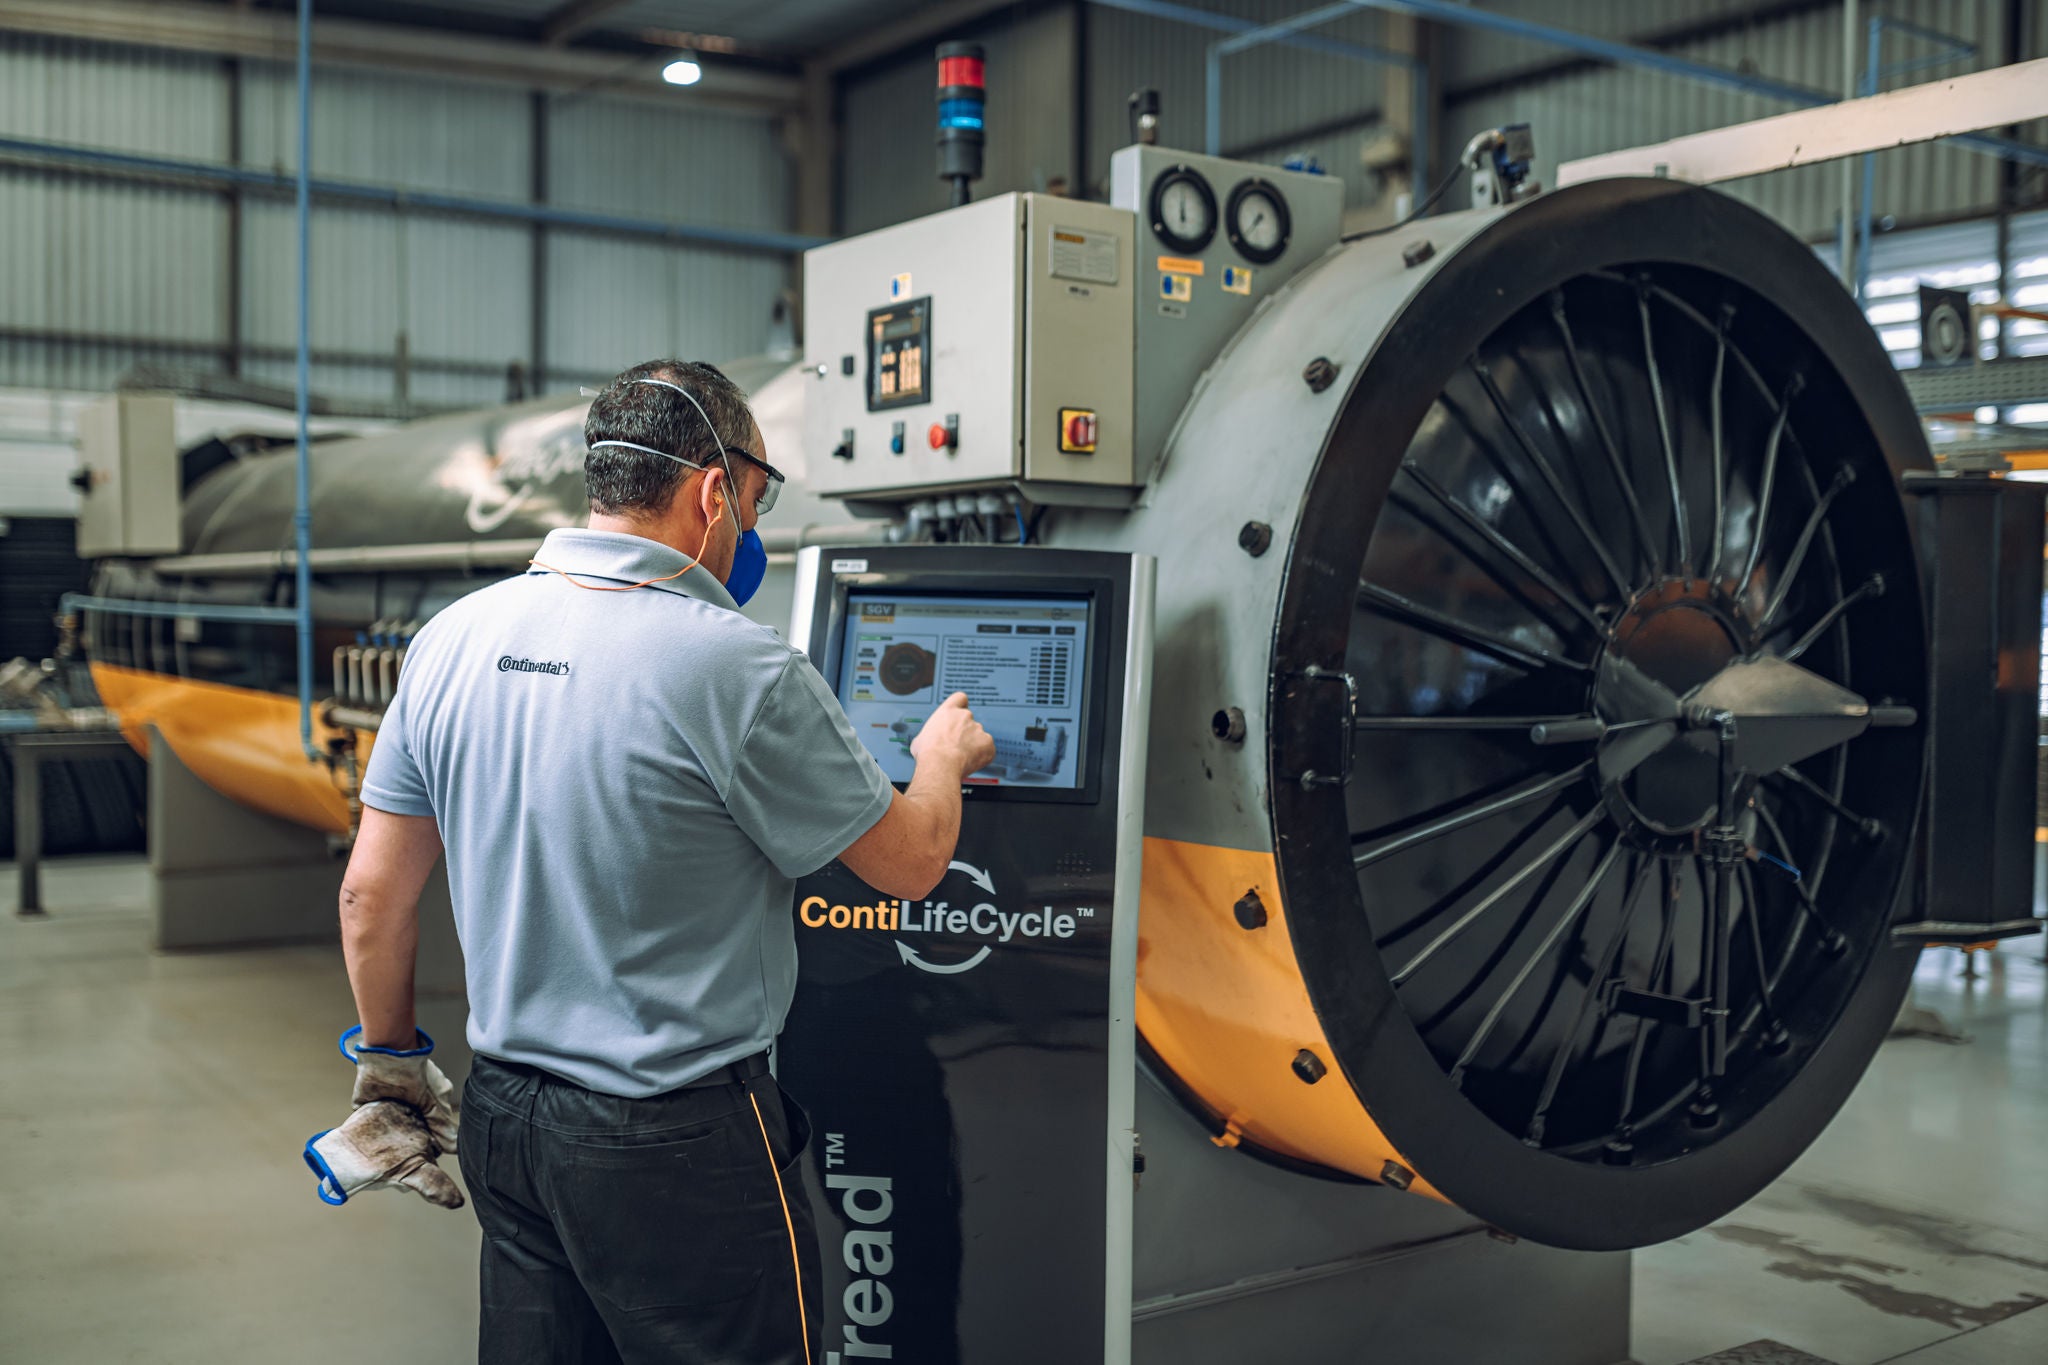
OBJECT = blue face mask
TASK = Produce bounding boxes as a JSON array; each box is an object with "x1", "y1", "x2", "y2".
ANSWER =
[{"x1": 726, "y1": 528, "x2": 767, "y2": 607}]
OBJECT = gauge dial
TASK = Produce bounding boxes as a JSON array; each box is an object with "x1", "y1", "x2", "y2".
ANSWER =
[
  {"x1": 1226, "y1": 177, "x2": 1292, "y2": 265},
  {"x1": 1148, "y1": 165, "x2": 1218, "y2": 255}
]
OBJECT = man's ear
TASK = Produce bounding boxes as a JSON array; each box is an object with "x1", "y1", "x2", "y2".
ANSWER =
[{"x1": 697, "y1": 466, "x2": 727, "y2": 520}]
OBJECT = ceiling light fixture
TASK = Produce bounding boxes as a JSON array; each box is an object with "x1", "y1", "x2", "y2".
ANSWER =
[{"x1": 661, "y1": 53, "x2": 702, "y2": 86}]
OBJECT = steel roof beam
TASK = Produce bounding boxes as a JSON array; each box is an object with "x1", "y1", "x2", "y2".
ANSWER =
[
  {"x1": 0, "y1": 0, "x2": 801, "y2": 110},
  {"x1": 540, "y1": 0, "x2": 635, "y2": 46},
  {"x1": 1342, "y1": 0, "x2": 2048, "y2": 172}
]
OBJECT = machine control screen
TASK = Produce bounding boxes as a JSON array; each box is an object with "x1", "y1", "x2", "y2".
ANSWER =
[
  {"x1": 837, "y1": 592, "x2": 1091, "y2": 790},
  {"x1": 866, "y1": 297, "x2": 931, "y2": 410}
]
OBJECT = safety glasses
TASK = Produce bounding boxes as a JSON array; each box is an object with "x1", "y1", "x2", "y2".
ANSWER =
[
  {"x1": 582, "y1": 380, "x2": 786, "y2": 517},
  {"x1": 727, "y1": 449, "x2": 786, "y2": 516},
  {"x1": 585, "y1": 439, "x2": 785, "y2": 517}
]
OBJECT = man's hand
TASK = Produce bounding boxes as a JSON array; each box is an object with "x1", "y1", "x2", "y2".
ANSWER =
[
  {"x1": 344, "y1": 1025, "x2": 460, "y2": 1153},
  {"x1": 910, "y1": 692, "x2": 996, "y2": 779},
  {"x1": 305, "y1": 1101, "x2": 464, "y2": 1209},
  {"x1": 841, "y1": 694, "x2": 995, "y2": 899}
]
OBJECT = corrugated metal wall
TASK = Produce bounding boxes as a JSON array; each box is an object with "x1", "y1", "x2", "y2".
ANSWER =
[
  {"x1": 840, "y1": 2, "x2": 1079, "y2": 234},
  {"x1": 835, "y1": 0, "x2": 1403, "y2": 228},
  {"x1": 545, "y1": 97, "x2": 795, "y2": 374},
  {"x1": 0, "y1": 36, "x2": 232, "y2": 394},
  {"x1": 1441, "y1": 0, "x2": 1814, "y2": 89},
  {"x1": 836, "y1": 0, "x2": 2039, "y2": 237},
  {"x1": 1442, "y1": 0, "x2": 2034, "y2": 243},
  {"x1": 0, "y1": 32, "x2": 799, "y2": 428},
  {"x1": 1081, "y1": 0, "x2": 1396, "y2": 210}
]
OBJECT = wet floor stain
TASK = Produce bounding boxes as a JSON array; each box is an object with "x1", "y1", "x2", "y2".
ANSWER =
[
  {"x1": 1710, "y1": 1225, "x2": 1905, "y2": 1277},
  {"x1": 1799, "y1": 1186, "x2": 2048, "y2": 1276},
  {"x1": 1707, "y1": 1220, "x2": 2048, "y2": 1331}
]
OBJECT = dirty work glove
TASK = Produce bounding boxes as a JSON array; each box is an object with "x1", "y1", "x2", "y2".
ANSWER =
[
  {"x1": 304, "y1": 1101, "x2": 464, "y2": 1209},
  {"x1": 340, "y1": 1025, "x2": 459, "y2": 1153}
]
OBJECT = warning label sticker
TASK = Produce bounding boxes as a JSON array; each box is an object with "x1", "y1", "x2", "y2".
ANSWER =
[{"x1": 1050, "y1": 227, "x2": 1119, "y2": 285}]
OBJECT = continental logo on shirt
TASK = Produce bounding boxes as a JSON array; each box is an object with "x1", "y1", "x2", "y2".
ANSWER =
[{"x1": 497, "y1": 656, "x2": 571, "y2": 676}]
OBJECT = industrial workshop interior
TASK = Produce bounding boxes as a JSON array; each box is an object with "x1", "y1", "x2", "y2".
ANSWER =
[{"x1": 6, "y1": 1, "x2": 2048, "y2": 1362}]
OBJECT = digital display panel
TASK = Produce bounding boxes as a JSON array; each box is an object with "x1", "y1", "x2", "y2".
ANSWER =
[
  {"x1": 867, "y1": 297, "x2": 931, "y2": 410},
  {"x1": 837, "y1": 593, "x2": 1090, "y2": 790}
]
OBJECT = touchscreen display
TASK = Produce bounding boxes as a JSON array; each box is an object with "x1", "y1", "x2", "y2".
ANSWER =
[{"x1": 837, "y1": 593, "x2": 1090, "y2": 790}]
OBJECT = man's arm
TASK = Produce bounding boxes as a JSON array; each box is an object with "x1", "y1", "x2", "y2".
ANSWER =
[
  {"x1": 339, "y1": 806, "x2": 445, "y2": 1050},
  {"x1": 839, "y1": 692, "x2": 993, "y2": 899}
]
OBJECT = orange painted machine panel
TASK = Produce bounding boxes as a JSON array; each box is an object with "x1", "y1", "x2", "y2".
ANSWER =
[
  {"x1": 1136, "y1": 835, "x2": 1443, "y2": 1202},
  {"x1": 90, "y1": 663, "x2": 379, "y2": 835}
]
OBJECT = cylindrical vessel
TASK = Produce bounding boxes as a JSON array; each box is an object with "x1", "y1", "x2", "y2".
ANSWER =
[
  {"x1": 1048, "y1": 177, "x2": 1930, "y2": 1249},
  {"x1": 84, "y1": 359, "x2": 837, "y2": 831}
]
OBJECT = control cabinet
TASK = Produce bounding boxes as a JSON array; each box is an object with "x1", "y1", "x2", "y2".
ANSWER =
[
  {"x1": 802, "y1": 193, "x2": 1136, "y2": 503},
  {"x1": 1109, "y1": 147, "x2": 1344, "y2": 483},
  {"x1": 74, "y1": 392, "x2": 181, "y2": 558}
]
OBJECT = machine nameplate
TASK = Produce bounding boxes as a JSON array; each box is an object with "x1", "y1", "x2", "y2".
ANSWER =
[{"x1": 1051, "y1": 227, "x2": 1120, "y2": 285}]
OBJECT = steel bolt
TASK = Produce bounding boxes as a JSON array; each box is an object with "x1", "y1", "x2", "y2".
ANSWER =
[
  {"x1": 1302, "y1": 356, "x2": 1340, "y2": 393},
  {"x1": 1239, "y1": 521, "x2": 1272, "y2": 557},
  {"x1": 1291, "y1": 1048, "x2": 1327, "y2": 1085},
  {"x1": 1401, "y1": 239, "x2": 1435, "y2": 268},
  {"x1": 1233, "y1": 889, "x2": 1267, "y2": 930}
]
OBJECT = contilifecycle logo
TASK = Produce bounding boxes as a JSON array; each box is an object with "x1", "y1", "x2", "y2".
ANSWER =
[
  {"x1": 799, "y1": 860, "x2": 1090, "y2": 974},
  {"x1": 497, "y1": 656, "x2": 571, "y2": 675}
]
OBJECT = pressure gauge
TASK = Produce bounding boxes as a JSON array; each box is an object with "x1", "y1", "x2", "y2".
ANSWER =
[
  {"x1": 1148, "y1": 165, "x2": 1218, "y2": 255},
  {"x1": 1226, "y1": 178, "x2": 1292, "y2": 265}
]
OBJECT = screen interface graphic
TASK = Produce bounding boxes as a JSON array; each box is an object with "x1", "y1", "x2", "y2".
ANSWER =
[{"x1": 837, "y1": 593, "x2": 1090, "y2": 789}]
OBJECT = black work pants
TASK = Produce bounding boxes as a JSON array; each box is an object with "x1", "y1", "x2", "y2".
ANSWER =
[{"x1": 459, "y1": 1054, "x2": 822, "y2": 1365}]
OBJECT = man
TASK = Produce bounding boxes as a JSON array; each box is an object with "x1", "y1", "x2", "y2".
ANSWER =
[{"x1": 325, "y1": 359, "x2": 995, "y2": 1364}]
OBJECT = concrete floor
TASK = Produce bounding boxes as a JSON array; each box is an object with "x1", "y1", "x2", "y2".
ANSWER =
[{"x1": 2, "y1": 855, "x2": 2044, "y2": 1365}]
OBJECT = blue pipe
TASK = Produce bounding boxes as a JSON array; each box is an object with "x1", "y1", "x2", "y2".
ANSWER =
[
  {"x1": 1217, "y1": 0, "x2": 1411, "y2": 60},
  {"x1": 1409, "y1": 61, "x2": 1430, "y2": 217},
  {"x1": 1205, "y1": 44, "x2": 1222, "y2": 156},
  {"x1": 1855, "y1": 17, "x2": 1977, "y2": 304},
  {"x1": 296, "y1": 0, "x2": 315, "y2": 763},
  {"x1": 60, "y1": 594, "x2": 301, "y2": 626},
  {"x1": 1197, "y1": 2, "x2": 1421, "y2": 166},
  {"x1": 1090, "y1": 0, "x2": 1415, "y2": 69},
  {"x1": 0, "y1": 137, "x2": 827, "y2": 256},
  {"x1": 1337, "y1": 0, "x2": 2048, "y2": 173}
]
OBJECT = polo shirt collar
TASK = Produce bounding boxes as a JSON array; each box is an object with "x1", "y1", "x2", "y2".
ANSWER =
[{"x1": 528, "y1": 528, "x2": 739, "y2": 612}]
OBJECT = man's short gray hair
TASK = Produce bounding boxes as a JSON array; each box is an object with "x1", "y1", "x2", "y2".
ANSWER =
[{"x1": 583, "y1": 359, "x2": 752, "y2": 517}]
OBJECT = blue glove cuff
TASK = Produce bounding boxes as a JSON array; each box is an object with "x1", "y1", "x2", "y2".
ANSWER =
[
  {"x1": 338, "y1": 1024, "x2": 435, "y2": 1063},
  {"x1": 302, "y1": 1131, "x2": 348, "y2": 1205}
]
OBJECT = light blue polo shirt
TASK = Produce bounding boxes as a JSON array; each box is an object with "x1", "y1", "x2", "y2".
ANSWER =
[{"x1": 359, "y1": 527, "x2": 895, "y2": 1097}]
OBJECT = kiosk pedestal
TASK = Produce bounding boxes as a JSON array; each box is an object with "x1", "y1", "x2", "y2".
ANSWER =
[{"x1": 783, "y1": 546, "x2": 1152, "y2": 1364}]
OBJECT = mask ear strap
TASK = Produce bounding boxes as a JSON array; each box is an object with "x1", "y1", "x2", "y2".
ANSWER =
[{"x1": 623, "y1": 377, "x2": 743, "y2": 528}]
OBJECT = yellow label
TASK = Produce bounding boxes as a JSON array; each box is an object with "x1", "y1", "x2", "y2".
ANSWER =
[
  {"x1": 1221, "y1": 265, "x2": 1252, "y2": 295},
  {"x1": 1157, "y1": 255, "x2": 1205, "y2": 276},
  {"x1": 1161, "y1": 273, "x2": 1193, "y2": 302}
]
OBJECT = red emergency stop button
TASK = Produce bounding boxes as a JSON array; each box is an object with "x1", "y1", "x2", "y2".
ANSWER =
[
  {"x1": 1058, "y1": 407, "x2": 1098, "y2": 454},
  {"x1": 928, "y1": 420, "x2": 957, "y2": 451}
]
